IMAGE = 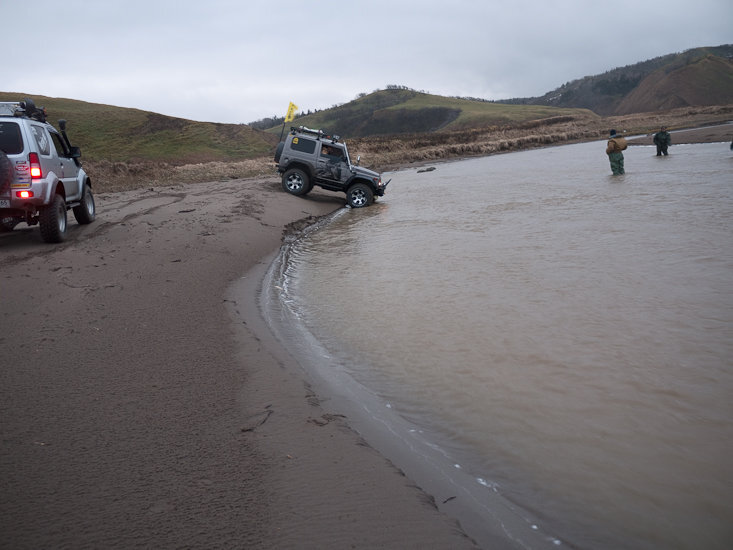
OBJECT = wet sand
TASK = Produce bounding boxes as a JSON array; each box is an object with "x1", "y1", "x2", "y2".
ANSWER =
[{"x1": 0, "y1": 179, "x2": 477, "y2": 549}]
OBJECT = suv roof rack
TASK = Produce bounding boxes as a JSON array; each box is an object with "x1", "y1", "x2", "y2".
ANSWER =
[
  {"x1": 0, "y1": 98, "x2": 47, "y2": 122},
  {"x1": 291, "y1": 125, "x2": 340, "y2": 143}
]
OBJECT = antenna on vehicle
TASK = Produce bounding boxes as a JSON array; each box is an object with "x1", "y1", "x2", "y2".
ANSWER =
[{"x1": 58, "y1": 119, "x2": 73, "y2": 149}]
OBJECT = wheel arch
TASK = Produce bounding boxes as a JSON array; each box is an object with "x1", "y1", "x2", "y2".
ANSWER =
[
  {"x1": 283, "y1": 161, "x2": 314, "y2": 179},
  {"x1": 348, "y1": 177, "x2": 378, "y2": 194},
  {"x1": 46, "y1": 177, "x2": 66, "y2": 203}
]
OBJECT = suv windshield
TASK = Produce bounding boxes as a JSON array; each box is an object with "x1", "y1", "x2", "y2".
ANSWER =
[{"x1": 0, "y1": 121, "x2": 23, "y2": 154}]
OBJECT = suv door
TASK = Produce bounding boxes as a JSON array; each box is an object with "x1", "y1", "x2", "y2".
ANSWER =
[
  {"x1": 316, "y1": 143, "x2": 351, "y2": 185},
  {"x1": 49, "y1": 129, "x2": 82, "y2": 201}
]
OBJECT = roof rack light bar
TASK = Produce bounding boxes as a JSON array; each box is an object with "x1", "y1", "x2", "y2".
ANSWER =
[{"x1": 291, "y1": 126, "x2": 341, "y2": 142}]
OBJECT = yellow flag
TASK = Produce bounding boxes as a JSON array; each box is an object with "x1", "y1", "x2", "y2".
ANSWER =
[{"x1": 284, "y1": 102, "x2": 298, "y2": 123}]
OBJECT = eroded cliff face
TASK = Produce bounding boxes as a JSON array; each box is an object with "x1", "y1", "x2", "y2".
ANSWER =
[{"x1": 615, "y1": 55, "x2": 733, "y2": 115}]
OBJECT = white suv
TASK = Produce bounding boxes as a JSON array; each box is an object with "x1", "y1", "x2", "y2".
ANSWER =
[{"x1": 0, "y1": 98, "x2": 95, "y2": 243}]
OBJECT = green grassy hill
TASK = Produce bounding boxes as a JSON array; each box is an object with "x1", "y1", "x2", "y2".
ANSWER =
[
  {"x1": 1, "y1": 90, "x2": 599, "y2": 167},
  {"x1": 270, "y1": 89, "x2": 597, "y2": 138},
  {"x1": 0, "y1": 92, "x2": 276, "y2": 163}
]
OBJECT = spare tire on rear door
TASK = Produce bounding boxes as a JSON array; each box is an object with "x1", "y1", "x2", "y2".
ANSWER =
[
  {"x1": 274, "y1": 142, "x2": 285, "y2": 163},
  {"x1": 0, "y1": 151, "x2": 13, "y2": 194}
]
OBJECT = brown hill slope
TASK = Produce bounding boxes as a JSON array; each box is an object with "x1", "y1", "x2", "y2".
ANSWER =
[
  {"x1": 499, "y1": 45, "x2": 733, "y2": 115},
  {"x1": 616, "y1": 55, "x2": 733, "y2": 114}
]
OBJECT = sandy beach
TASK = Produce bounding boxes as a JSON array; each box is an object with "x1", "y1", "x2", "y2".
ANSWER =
[
  {"x1": 0, "y1": 177, "x2": 478, "y2": 549},
  {"x1": 2, "y1": 123, "x2": 730, "y2": 549}
]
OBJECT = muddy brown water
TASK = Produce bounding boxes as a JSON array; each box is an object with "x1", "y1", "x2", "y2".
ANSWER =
[{"x1": 264, "y1": 140, "x2": 733, "y2": 549}]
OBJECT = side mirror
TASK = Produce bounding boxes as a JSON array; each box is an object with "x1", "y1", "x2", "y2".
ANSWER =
[{"x1": 69, "y1": 146, "x2": 82, "y2": 159}]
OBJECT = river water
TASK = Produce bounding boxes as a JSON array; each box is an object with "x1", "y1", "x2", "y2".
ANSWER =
[{"x1": 262, "y1": 140, "x2": 733, "y2": 549}]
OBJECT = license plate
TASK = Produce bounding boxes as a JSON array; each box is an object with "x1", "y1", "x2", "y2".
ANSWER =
[{"x1": 0, "y1": 199, "x2": 10, "y2": 208}]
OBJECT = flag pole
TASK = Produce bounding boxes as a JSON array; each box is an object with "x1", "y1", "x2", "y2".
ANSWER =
[{"x1": 279, "y1": 102, "x2": 298, "y2": 142}]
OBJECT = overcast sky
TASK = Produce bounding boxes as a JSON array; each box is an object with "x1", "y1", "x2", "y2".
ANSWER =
[{"x1": 3, "y1": 0, "x2": 731, "y2": 124}]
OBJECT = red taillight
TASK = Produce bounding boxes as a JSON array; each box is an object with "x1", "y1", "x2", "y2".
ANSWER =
[
  {"x1": 17, "y1": 190, "x2": 34, "y2": 198},
  {"x1": 29, "y1": 152, "x2": 42, "y2": 179}
]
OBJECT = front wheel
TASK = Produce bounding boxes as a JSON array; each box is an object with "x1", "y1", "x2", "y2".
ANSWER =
[
  {"x1": 282, "y1": 168, "x2": 311, "y2": 196},
  {"x1": 39, "y1": 194, "x2": 67, "y2": 243},
  {"x1": 346, "y1": 183, "x2": 374, "y2": 208},
  {"x1": 73, "y1": 183, "x2": 96, "y2": 224}
]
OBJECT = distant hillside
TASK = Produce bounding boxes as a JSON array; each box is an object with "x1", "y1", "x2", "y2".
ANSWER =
[
  {"x1": 615, "y1": 54, "x2": 733, "y2": 114},
  {"x1": 3, "y1": 91, "x2": 730, "y2": 193},
  {"x1": 498, "y1": 45, "x2": 733, "y2": 115},
  {"x1": 4, "y1": 43, "x2": 732, "y2": 193},
  {"x1": 0, "y1": 92, "x2": 276, "y2": 163},
  {"x1": 267, "y1": 88, "x2": 597, "y2": 138}
]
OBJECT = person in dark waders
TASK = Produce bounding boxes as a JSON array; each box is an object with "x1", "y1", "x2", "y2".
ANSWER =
[
  {"x1": 606, "y1": 129, "x2": 628, "y2": 175},
  {"x1": 653, "y1": 126, "x2": 672, "y2": 156}
]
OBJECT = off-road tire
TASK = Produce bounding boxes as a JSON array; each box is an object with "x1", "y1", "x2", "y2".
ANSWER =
[
  {"x1": 73, "y1": 183, "x2": 96, "y2": 224},
  {"x1": 39, "y1": 193, "x2": 67, "y2": 243},
  {"x1": 346, "y1": 183, "x2": 374, "y2": 208},
  {"x1": 282, "y1": 168, "x2": 311, "y2": 196},
  {"x1": 0, "y1": 151, "x2": 13, "y2": 194}
]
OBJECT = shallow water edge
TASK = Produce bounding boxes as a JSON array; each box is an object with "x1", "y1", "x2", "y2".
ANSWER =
[{"x1": 249, "y1": 208, "x2": 568, "y2": 550}]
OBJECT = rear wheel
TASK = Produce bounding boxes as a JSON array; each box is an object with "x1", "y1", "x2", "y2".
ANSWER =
[
  {"x1": 282, "y1": 168, "x2": 311, "y2": 196},
  {"x1": 39, "y1": 193, "x2": 67, "y2": 243},
  {"x1": 346, "y1": 183, "x2": 374, "y2": 208},
  {"x1": 73, "y1": 183, "x2": 96, "y2": 224}
]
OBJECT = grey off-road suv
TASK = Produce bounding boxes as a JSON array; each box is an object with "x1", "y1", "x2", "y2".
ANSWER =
[
  {"x1": 274, "y1": 126, "x2": 389, "y2": 207},
  {"x1": 0, "y1": 98, "x2": 95, "y2": 243}
]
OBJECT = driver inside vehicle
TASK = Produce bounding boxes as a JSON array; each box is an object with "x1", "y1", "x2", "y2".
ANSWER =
[
  {"x1": 319, "y1": 144, "x2": 344, "y2": 180},
  {"x1": 321, "y1": 145, "x2": 343, "y2": 160}
]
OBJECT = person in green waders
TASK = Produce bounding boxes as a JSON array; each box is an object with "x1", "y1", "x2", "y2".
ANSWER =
[
  {"x1": 653, "y1": 126, "x2": 672, "y2": 156},
  {"x1": 606, "y1": 129, "x2": 628, "y2": 175}
]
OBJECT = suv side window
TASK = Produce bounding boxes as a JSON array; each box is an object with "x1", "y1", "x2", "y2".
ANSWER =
[
  {"x1": 322, "y1": 144, "x2": 346, "y2": 161},
  {"x1": 290, "y1": 136, "x2": 316, "y2": 154},
  {"x1": 30, "y1": 124, "x2": 51, "y2": 156},
  {"x1": 0, "y1": 121, "x2": 23, "y2": 155},
  {"x1": 50, "y1": 132, "x2": 70, "y2": 157}
]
